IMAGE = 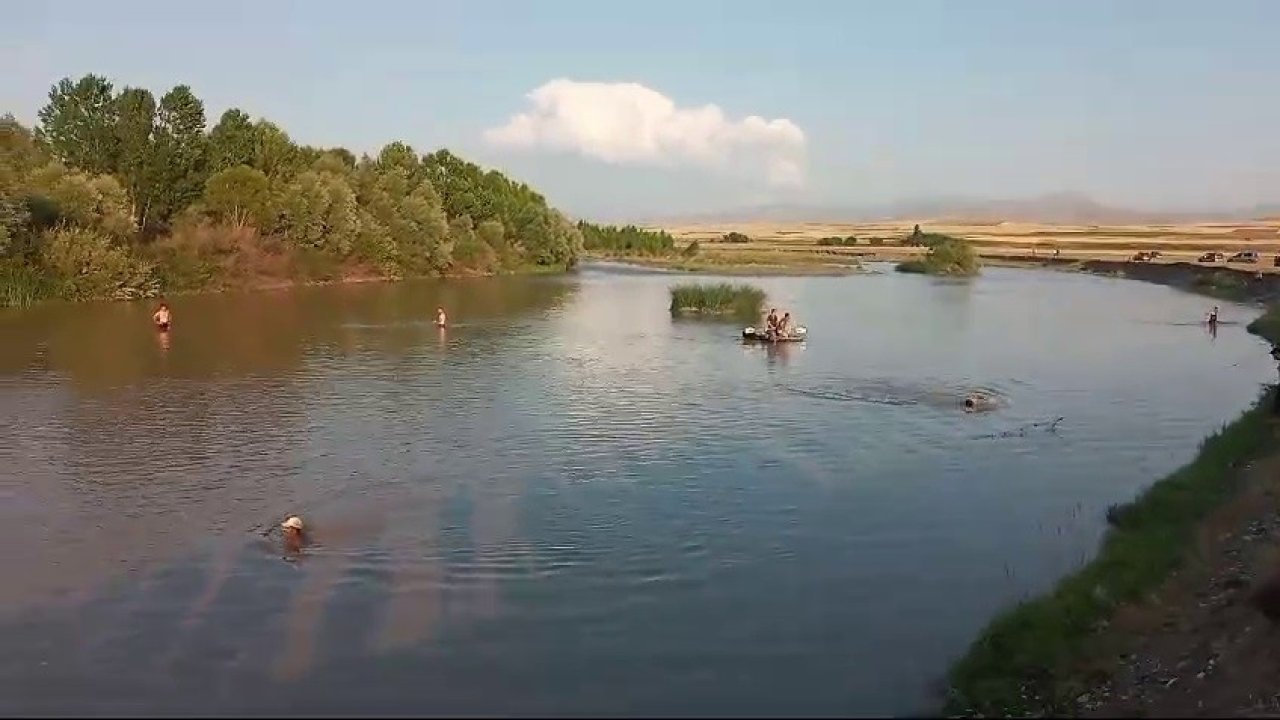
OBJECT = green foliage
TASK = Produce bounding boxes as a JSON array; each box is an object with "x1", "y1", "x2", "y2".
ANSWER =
[
  {"x1": 721, "y1": 231, "x2": 751, "y2": 243},
  {"x1": 897, "y1": 237, "x2": 980, "y2": 276},
  {"x1": 578, "y1": 222, "x2": 676, "y2": 255},
  {"x1": 36, "y1": 74, "x2": 119, "y2": 174},
  {"x1": 816, "y1": 235, "x2": 858, "y2": 246},
  {"x1": 1246, "y1": 304, "x2": 1280, "y2": 346},
  {"x1": 25, "y1": 162, "x2": 136, "y2": 238},
  {"x1": 273, "y1": 170, "x2": 359, "y2": 254},
  {"x1": 252, "y1": 120, "x2": 298, "y2": 179},
  {"x1": 148, "y1": 85, "x2": 209, "y2": 227},
  {"x1": 207, "y1": 108, "x2": 256, "y2": 173},
  {"x1": 903, "y1": 229, "x2": 962, "y2": 248},
  {"x1": 42, "y1": 227, "x2": 157, "y2": 300},
  {"x1": 202, "y1": 165, "x2": 270, "y2": 228},
  {"x1": 2, "y1": 72, "x2": 588, "y2": 305},
  {"x1": 669, "y1": 282, "x2": 766, "y2": 320},
  {"x1": 112, "y1": 87, "x2": 157, "y2": 228}
]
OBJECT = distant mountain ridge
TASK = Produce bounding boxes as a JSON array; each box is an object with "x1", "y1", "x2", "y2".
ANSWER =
[{"x1": 644, "y1": 193, "x2": 1280, "y2": 226}]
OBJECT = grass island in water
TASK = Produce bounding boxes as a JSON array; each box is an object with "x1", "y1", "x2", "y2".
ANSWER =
[{"x1": 668, "y1": 282, "x2": 766, "y2": 321}]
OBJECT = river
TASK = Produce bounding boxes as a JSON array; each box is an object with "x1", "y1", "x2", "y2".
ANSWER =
[{"x1": 0, "y1": 262, "x2": 1273, "y2": 715}]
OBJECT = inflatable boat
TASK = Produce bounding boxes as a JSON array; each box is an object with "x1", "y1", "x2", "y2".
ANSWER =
[{"x1": 742, "y1": 325, "x2": 808, "y2": 343}]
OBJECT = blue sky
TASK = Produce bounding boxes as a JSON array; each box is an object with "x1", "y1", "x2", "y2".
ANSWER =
[{"x1": 4, "y1": 0, "x2": 1279, "y2": 221}]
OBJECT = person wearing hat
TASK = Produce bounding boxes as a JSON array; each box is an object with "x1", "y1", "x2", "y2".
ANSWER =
[{"x1": 281, "y1": 515, "x2": 307, "y2": 556}]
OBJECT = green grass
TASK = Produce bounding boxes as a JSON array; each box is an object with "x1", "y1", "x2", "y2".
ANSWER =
[
  {"x1": 945, "y1": 309, "x2": 1280, "y2": 716},
  {"x1": 669, "y1": 282, "x2": 766, "y2": 320},
  {"x1": 0, "y1": 262, "x2": 53, "y2": 308},
  {"x1": 1191, "y1": 270, "x2": 1251, "y2": 301}
]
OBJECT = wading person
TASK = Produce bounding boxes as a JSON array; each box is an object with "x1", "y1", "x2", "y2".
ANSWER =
[{"x1": 153, "y1": 301, "x2": 172, "y2": 331}]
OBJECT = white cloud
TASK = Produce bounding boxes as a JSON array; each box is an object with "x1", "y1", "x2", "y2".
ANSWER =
[{"x1": 484, "y1": 79, "x2": 807, "y2": 188}]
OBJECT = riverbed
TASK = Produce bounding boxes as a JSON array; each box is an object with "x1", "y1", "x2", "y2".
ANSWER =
[{"x1": 0, "y1": 262, "x2": 1272, "y2": 715}]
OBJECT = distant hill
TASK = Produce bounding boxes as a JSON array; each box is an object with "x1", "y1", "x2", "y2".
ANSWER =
[{"x1": 648, "y1": 193, "x2": 1280, "y2": 226}]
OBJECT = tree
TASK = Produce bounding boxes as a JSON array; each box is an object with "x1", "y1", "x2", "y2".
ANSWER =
[
  {"x1": 36, "y1": 74, "x2": 119, "y2": 174},
  {"x1": 149, "y1": 85, "x2": 209, "y2": 226},
  {"x1": 397, "y1": 180, "x2": 449, "y2": 271},
  {"x1": 273, "y1": 170, "x2": 359, "y2": 254},
  {"x1": 252, "y1": 120, "x2": 298, "y2": 178},
  {"x1": 41, "y1": 227, "x2": 156, "y2": 300},
  {"x1": 207, "y1": 108, "x2": 256, "y2": 173},
  {"x1": 26, "y1": 162, "x2": 135, "y2": 238},
  {"x1": 112, "y1": 87, "x2": 157, "y2": 227},
  {"x1": 202, "y1": 165, "x2": 270, "y2": 229}
]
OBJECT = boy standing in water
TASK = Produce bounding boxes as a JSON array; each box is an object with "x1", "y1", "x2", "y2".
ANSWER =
[
  {"x1": 152, "y1": 301, "x2": 171, "y2": 331},
  {"x1": 435, "y1": 307, "x2": 448, "y2": 327}
]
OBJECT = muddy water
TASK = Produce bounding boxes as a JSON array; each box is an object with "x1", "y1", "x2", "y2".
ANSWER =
[{"x1": 0, "y1": 264, "x2": 1272, "y2": 715}]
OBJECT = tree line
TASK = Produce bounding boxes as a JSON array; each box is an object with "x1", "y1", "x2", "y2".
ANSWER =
[{"x1": 0, "y1": 73, "x2": 667, "y2": 306}]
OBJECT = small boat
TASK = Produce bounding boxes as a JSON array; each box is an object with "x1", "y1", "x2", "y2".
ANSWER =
[{"x1": 742, "y1": 325, "x2": 808, "y2": 343}]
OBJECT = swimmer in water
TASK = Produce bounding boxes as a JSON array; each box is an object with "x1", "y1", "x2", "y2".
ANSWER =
[
  {"x1": 963, "y1": 393, "x2": 997, "y2": 413},
  {"x1": 435, "y1": 307, "x2": 447, "y2": 328},
  {"x1": 280, "y1": 515, "x2": 307, "y2": 557},
  {"x1": 152, "y1": 301, "x2": 171, "y2": 331}
]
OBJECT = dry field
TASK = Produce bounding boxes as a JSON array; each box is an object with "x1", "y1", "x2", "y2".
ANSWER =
[{"x1": 648, "y1": 219, "x2": 1280, "y2": 271}]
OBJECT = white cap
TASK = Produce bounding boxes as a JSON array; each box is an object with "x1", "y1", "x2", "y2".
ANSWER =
[{"x1": 282, "y1": 516, "x2": 304, "y2": 532}]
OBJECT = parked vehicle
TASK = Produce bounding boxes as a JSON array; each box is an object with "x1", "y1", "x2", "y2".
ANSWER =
[
  {"x1": 1229, "y1": 251, "x2": 1260, "y2": 264},
  {"x1": 1199, "y1": 252, "x2": 1225, "y2": 263}
]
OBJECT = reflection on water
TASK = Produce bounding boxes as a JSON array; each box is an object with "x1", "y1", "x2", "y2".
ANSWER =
[{"x1": 0, "y1": 265, "x2": 1274, "y2": 715}]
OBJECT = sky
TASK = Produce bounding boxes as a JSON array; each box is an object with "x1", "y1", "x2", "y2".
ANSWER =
[{"x1": 3, "y1": 0, "x2": 1280, "y2": 221}]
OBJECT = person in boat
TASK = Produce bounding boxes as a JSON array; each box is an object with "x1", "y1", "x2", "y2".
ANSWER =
[
  {"x1": 763, "y1": 308, "x2": 780, "y2": 340},
  {"x1": 435, "y1": 307, "x2": 447, "y2": 328},
  {"x1": 778, "y1": 312, "x2": 793, "y2": 338},
  {"x1": 152, "y1": 301, "x2": 172, "y2": 331}
]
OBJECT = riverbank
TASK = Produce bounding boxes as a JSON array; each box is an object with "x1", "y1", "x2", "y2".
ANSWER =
[
  {"x1": 944, "y1": 306, "x2": 1280, "y2": 716},
  {"x1": 582, "y1": 251, "x2": 863, "y2": 276}
]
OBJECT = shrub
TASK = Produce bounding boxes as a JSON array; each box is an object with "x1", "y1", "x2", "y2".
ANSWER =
[
  {"x1": 42, "y1": 227, "x2": 157, "y2": 300},
  {"x1": 896, "y1": 237, "x2": 980, "y2": 276},
  {"x1": 721, "y1": 231, "x2": 751, "y2": 243},
  {"x1": 669, "y1": 282, "x2": 765, "y2": 320},
  {"x1": 817, "y1": 235, "x2": 858, "y2": 247}
]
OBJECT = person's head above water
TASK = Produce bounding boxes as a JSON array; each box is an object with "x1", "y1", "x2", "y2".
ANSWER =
[{"x1": 281, "y1": 515, "x2": 304, "y2": 534}]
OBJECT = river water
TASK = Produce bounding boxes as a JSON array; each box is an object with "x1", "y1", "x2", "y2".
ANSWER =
[{"x1": 0, "y1": 262, "x2": 1273, "y2": 715}]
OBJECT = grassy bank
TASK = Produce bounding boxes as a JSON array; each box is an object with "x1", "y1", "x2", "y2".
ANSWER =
[
  {"x1": 945, "y1": 306, "x2": 1280, "y2": 716},
  {"x1": 669, "y1": 282, "x2": 765, "y2": 320},
  {"x1": 593, "y1": 246, "x2": 863, "y2": 276}
]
